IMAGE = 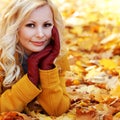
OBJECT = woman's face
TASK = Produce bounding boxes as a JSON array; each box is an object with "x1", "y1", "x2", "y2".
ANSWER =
[{"x1": 18, "y1": 5, "x2": 54, "y2": 55}]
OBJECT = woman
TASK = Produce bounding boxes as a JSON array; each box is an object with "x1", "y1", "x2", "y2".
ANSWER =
[{"x1": 0, "y1": 0, "x2": 70, "y2": 116}]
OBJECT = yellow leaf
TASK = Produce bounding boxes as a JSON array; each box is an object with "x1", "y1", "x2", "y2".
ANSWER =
[
  {"x1": 99, "y1": 58, "x2": 117, "y2": 70},
  {"x1": 44, "y1": 117, "x2": 52, "y2": 120},
  {"x1": 114, "y1": 112, "x2": 120, "y2": 118},
  {"x1": 110, "y1": 82, "x2": 120, "y2": 97},
  {"x1": 73, "y1": 79, "x2": 80, "y2": 85}
]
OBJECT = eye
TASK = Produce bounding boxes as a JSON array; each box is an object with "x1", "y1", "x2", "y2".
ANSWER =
[
  {"x1": 43, "y1": 23, "x2": 52, "y2": 28},
  {"x1": 25, "y1": 23, "x2": 35, "y2": 28}
]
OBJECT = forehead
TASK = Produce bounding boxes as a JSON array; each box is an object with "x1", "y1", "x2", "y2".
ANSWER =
[{"x1": 28, "y1": 5, "x2": 53, "y2": 22}]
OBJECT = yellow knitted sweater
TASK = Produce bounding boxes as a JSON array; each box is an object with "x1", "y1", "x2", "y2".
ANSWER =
[{"x1": 0, "y1": 53, "x2": 70, "y2": 116}]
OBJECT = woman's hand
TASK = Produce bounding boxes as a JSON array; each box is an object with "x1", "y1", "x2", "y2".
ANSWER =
[
  {"x1": 27, "y1": 45, "x2": 52, "y2": 86},
  {"x1": 40, "y1": 26, "x2": 60, "y2": 70}
]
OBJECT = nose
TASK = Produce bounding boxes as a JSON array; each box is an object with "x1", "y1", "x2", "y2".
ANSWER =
[{"x1": 36, "y1": 27, "x2": 44, "y2": 38}]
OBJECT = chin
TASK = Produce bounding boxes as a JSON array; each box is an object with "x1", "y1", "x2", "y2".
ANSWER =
[{"x1": 34, "y1": 47, "x2": 45, "y2": 52}]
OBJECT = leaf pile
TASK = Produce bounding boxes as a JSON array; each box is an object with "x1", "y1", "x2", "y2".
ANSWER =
[{"x1": 1, "y1": 0, "x2": 120, "y2": 119}]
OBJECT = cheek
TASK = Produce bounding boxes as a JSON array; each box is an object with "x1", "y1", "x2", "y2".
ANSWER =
[
  {"x1": 19, "y1": 28, "x2": 31, "y2": 40},
  {"x1": 45, "y1": 29, "x2": 52, "y2": 39},
  {"x1": 47, "y1": 33, "x2": 52, "y2": 39}
]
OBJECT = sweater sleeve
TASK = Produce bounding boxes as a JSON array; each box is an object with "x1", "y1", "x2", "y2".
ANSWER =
[
  {"x1": 0, "y1": 74, "x2": 40, "y2": 112},
  {"x1": 37, "y1": 54, "x2": 71, "y2": 116}
]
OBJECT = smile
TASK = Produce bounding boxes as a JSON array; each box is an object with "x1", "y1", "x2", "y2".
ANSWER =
[{"x1": 32, "y1": 41, "x2": 46, "y2": 46}]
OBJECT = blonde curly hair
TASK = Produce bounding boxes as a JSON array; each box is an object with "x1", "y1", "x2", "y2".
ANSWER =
[{"x1": 0, "y1": 0, "x2": 66, "y2": 87}]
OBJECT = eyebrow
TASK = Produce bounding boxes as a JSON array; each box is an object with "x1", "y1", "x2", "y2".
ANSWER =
[{"x1": 27, "y1": 19, "x2": 53, "y2": 23}]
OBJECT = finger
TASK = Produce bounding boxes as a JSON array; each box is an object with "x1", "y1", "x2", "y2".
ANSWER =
[
  {"x1": 35, "y1": 46, "x2": 52, "y2": 60},
  {"x1": 28, "y1": 45, "x2": 52, "y2": 63}
]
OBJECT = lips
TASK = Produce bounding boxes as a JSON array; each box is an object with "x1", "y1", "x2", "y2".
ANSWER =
[{"x1": 32, "y1": 41, "x2": 46, "y2": 46}]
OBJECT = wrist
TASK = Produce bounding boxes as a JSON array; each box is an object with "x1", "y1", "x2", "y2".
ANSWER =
[
  {"x1": 41, "y1": 64, "x2": 55, "y2": 70},
  {"x1": 39, "y1": 67, "x2": 60, "y2": 87}
]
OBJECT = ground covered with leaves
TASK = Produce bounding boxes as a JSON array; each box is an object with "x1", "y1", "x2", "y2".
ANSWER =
[{"x1": 1, "y1": 0, "x2": 120, "y2": 120}]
